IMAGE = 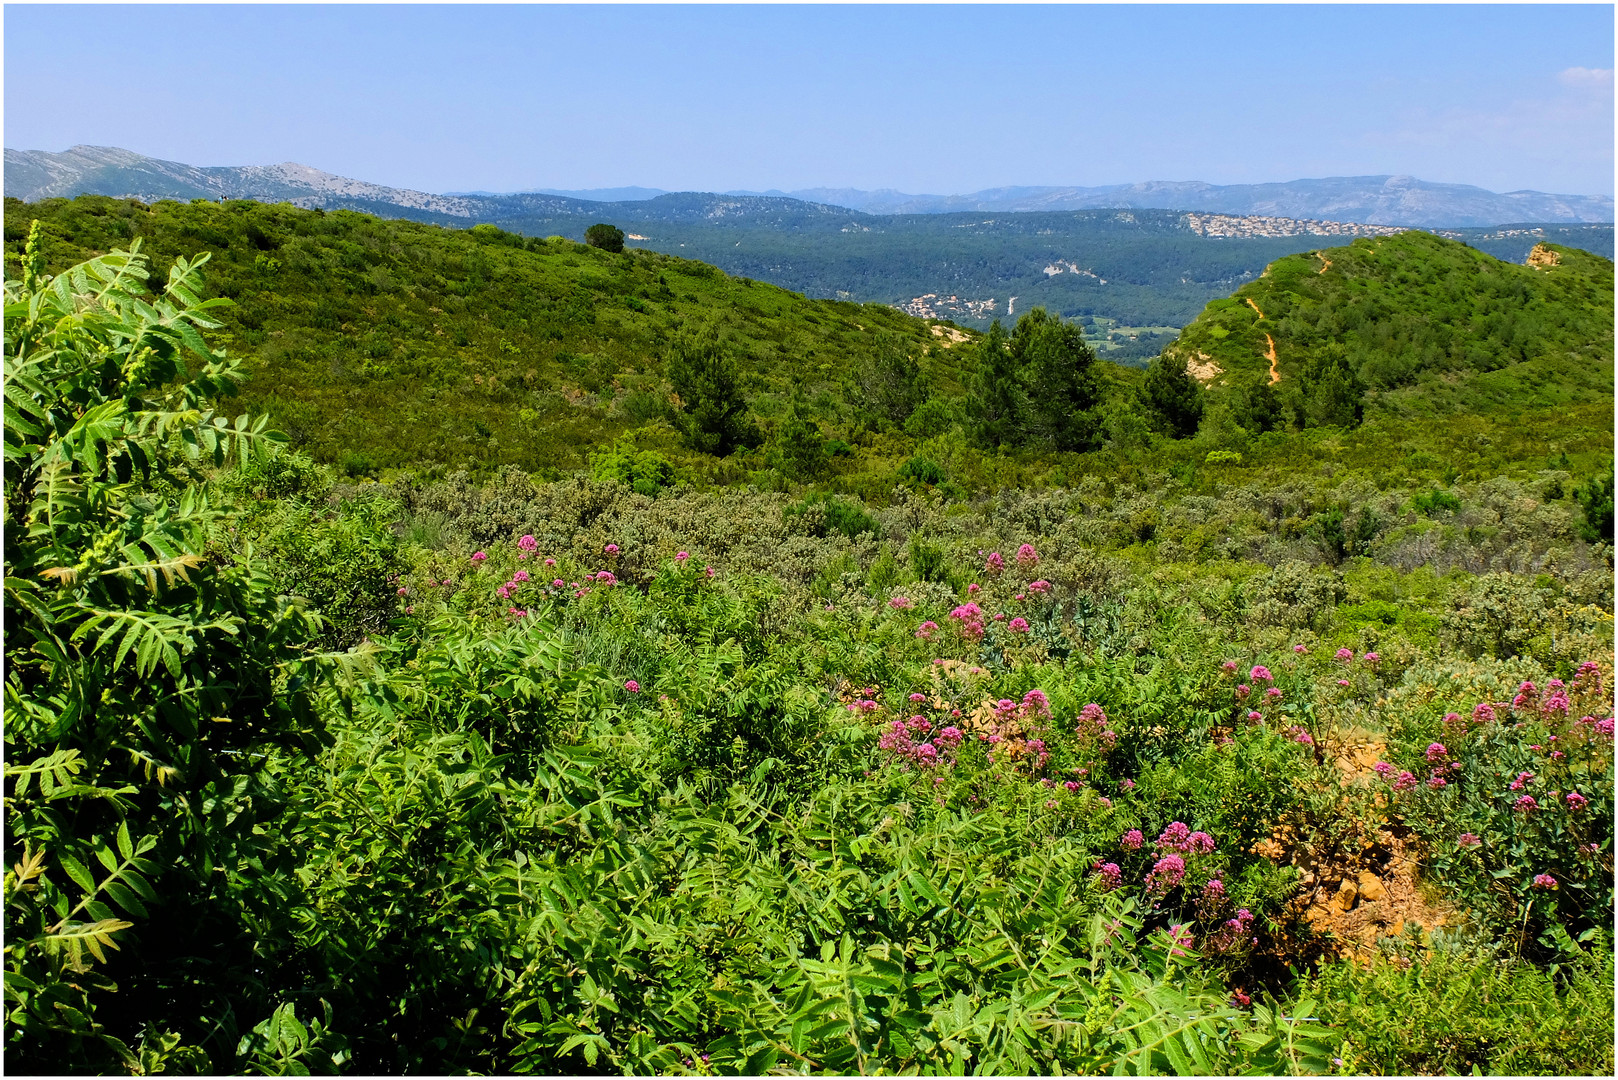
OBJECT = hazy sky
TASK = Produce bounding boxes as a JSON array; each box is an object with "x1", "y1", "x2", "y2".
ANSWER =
[{"x1": 5, "y1": 4, "x2": 1613, "y2": 196}]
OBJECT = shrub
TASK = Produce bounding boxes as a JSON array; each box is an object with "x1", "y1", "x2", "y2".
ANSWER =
[
  {"x1": 589, "y1": 437, "x2": 676, "y2": 495},
  {"x1": 784, "y1": 493, "x2": 879, "y2": 541},
  {"x1": 1306, "y1": 935, "x2": 1614, "y2": 1076},
  {"x1": 898, "y1": 455, "x2": 949, "y2": 486},
  {"x1": 1574, "y1": 467, "x2": 1613, "y2": 543},
  {"x1": 4, "y1": 235, "x2": 326, "y2": 1073}
]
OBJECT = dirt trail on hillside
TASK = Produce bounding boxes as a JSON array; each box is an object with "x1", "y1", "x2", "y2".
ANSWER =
[
  {"x1": 1243, "y1": 298, "x2": 1281, "y2": 384},
  {"x1": 1317, "y1": 255, "x2": 1333, "y2": 274}
]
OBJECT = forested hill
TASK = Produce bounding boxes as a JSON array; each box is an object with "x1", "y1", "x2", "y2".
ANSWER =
[
  {"x1": 2, "y1": 195, "x2": 964, "y2": 476},
  {"x1": 1167, "y1": 233, "x2": 1614, "y2": 434}
]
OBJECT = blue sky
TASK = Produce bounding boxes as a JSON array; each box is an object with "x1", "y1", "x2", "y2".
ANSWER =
[{"x1": 5, "y1": 4, "x2": 1613, "y2": 196}]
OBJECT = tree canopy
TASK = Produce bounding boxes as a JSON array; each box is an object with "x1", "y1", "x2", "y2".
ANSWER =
[{"x1": 584, "y1": 222, "x2": 625, "y2": 253}]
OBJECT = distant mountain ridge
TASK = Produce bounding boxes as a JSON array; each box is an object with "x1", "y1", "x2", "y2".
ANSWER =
[
  {"x1": 5, "y1": 145, "x2": 1612, "y2": 228},
  {"x1": 2, "y1": 146, "x2": 870, "y2": 230},
  {"x1": 766, "y1": 178, "x2": 1616, "y2": 227}
]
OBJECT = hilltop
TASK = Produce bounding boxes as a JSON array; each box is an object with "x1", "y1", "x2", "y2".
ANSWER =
[{"x1": 1167, "y1": 233, "x2": 1614, "y2": 423}]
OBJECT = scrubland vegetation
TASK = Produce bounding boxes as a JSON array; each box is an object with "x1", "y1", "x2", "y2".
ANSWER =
[{"x1": 4, "y1": 203, "x2": 1613, "y2": 1075}]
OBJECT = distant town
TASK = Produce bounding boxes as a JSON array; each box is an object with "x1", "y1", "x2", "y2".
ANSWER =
[
  {"x1": 898, "y1": 293, "x2": 1001, "y2": 321},
  {"x1": 1181, "y1": 212, "x2": 1406, "y2": 239}
]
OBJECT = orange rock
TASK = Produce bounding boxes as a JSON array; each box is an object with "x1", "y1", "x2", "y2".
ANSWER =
[{"x1": 1357, "y1": 871, "x2": 1388, "y2": 903}]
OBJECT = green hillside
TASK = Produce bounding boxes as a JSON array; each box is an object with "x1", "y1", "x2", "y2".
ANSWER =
[
  {"x1": 6, "y1": 199, "x2": 1612, "y2": 501},
  {"x1": 1170, "y1": 232, "x2": 1611, "y2": 396},
  {"x1": 2, "y1": 195, "x2": 972, "y2": 477},
  {"x1": 1163, "y1": 233, "x2": 1613, "y2": 453}
]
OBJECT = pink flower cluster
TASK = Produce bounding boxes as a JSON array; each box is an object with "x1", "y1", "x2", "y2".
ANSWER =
[
  {"x1": 1144, "y1": 853, "x2": 1186, "y2": 896},
  {"x1": 1015, "y1": 543, "x2": 1040, "y2": 569},
  {"x1": 877, "y1": 713, "x2": 964, "y2": 770},
  {"x1": 1541, "y1": 679, "x2": 1571, "y2": 717},
  {"x1": 1074, "y1": 703, "x2": 1118, "y2": 751},
  {"x1": 948, "y1": 601, "x2": 986, "y2": 640},
  {"x1": 1156, "y1": 821, "x2": 1215, "y2": 855},
  {"x1": 1204, "y1": 908, "x2": 1256, "y2": 955},
  {"x1": 1094, "y1": 862, "x2": 1123, "y2": 891}
]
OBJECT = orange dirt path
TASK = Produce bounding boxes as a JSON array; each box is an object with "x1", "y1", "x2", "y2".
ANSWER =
[{"x1": 1245, "y1": 298, "x2": 1280, "y2": 383}]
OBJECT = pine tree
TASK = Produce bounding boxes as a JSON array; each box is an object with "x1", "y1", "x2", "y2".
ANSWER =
[
  {"x1": 664, "y1": 326, "x2": 761, "y2": 456},
  {"x1": 1015, "y1": 307, "x2": 1103, "y2": 451},
  {"x1": 773, "y1": 394, "x2": 828, "y2": 480},
  {"x1": 1141, "y1": 352, "x2": 1204, "y2": 438},
  {"x1": 965, "y1": 320, "x2": 1023, "y2": 449}
]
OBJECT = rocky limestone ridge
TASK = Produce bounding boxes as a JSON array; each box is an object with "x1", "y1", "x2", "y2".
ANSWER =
[{"x1": 4, "y1": 144, "x2": 482, "y2": 216}]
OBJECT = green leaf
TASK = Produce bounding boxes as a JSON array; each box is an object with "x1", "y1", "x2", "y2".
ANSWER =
[
  {"x1": 60, "y1": 854, "x2": 96, "y2": 894},
  {"x1": 103, "y1": 881, "x2": 149, "y2": 919}
]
